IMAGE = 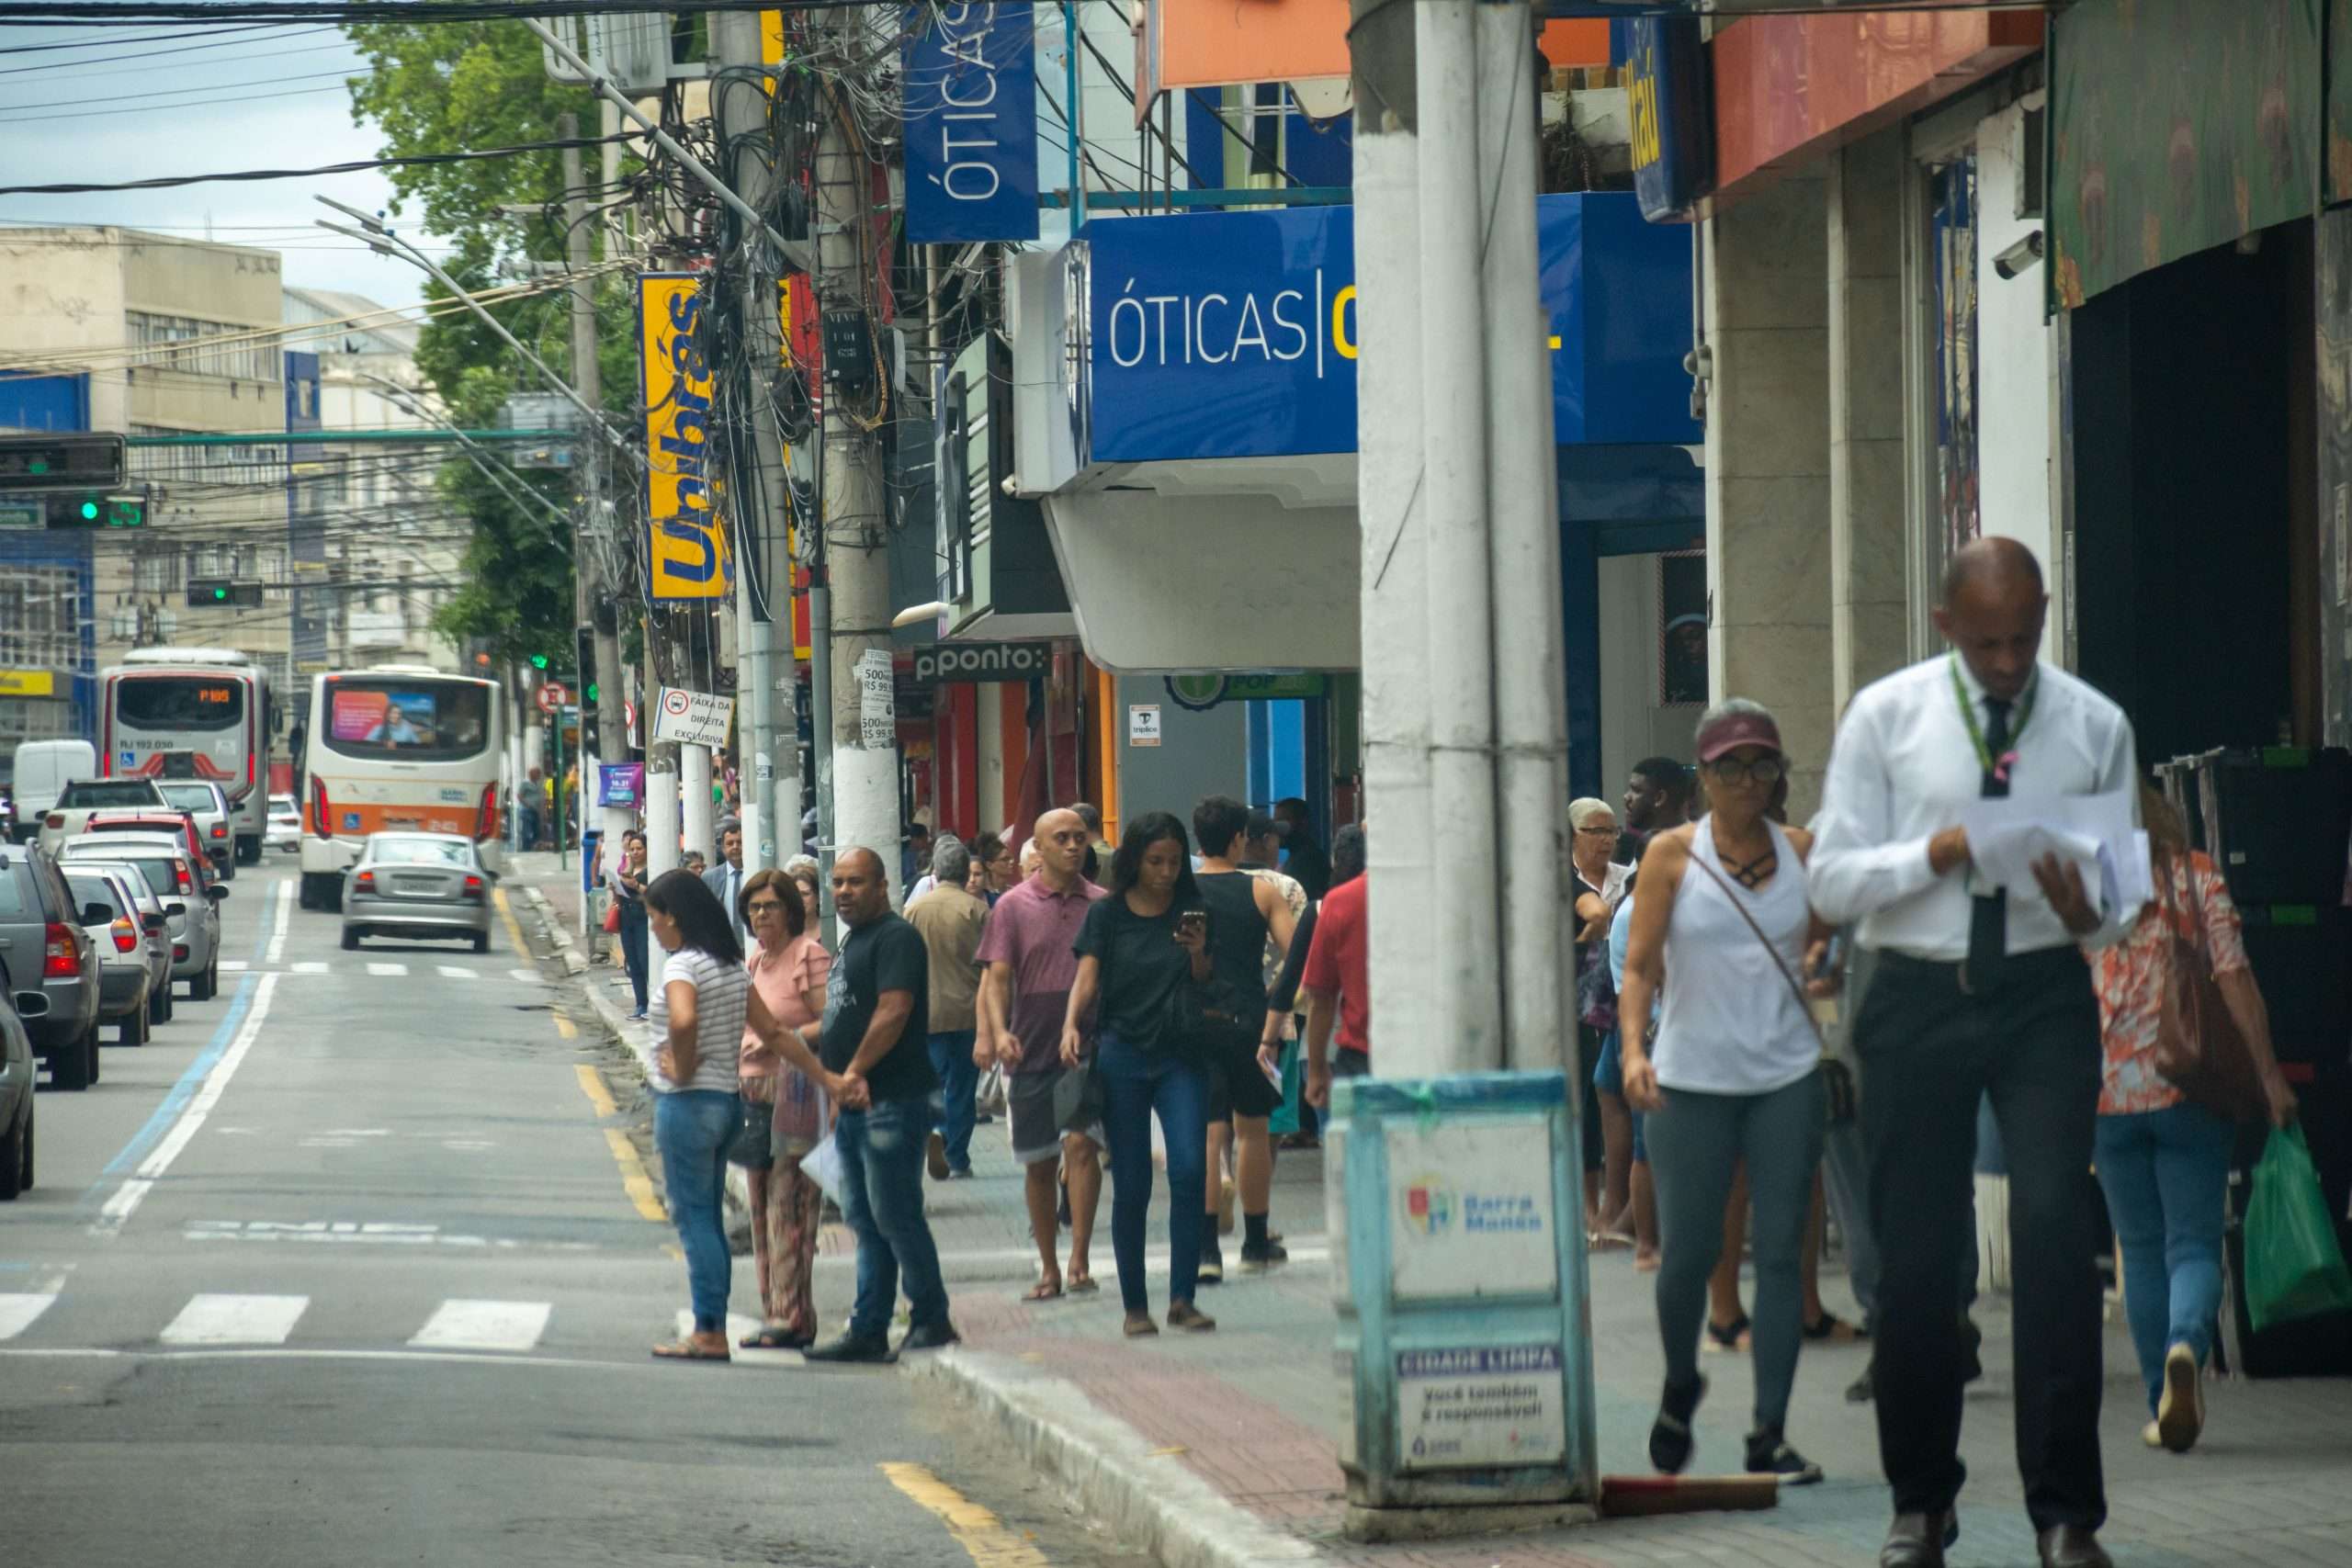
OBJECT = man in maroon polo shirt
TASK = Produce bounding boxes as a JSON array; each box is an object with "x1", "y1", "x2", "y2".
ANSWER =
[{"x1": 977, "y1": 807, "x2": 1108, "y2": 1298}]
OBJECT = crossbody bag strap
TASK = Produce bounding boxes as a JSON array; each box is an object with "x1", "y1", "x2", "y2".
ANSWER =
[{"x1": 1683, "y1": 850, "x2": 1826, "y2": 1048}]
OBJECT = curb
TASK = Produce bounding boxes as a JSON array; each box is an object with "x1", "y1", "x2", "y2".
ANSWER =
[
  {"x1": 518, "y1": 882, "x2": 752, "y2": 1222},
  {"x1": 907, "y1": 1348, "x2": 1323, "y2": 1568}
]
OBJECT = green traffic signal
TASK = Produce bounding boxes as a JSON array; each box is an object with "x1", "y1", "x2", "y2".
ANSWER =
[
  {"x1": 212, "y1": 586, "x2": 229, "y2": 602},
  {"x1": 79, "y1": 499, "x2": 98, "y2": 521},
  {"x1": 584, "y1": 682, "x2": 599, "y2": 703},
  {"x1": 530, "y1": 653, "x2": 550, "y2": 670}
]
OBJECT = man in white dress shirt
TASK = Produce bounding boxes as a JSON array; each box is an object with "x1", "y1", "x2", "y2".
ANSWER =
[{"x1": 1810, "y1": 538, "x2": 2137, "y2": 1568}]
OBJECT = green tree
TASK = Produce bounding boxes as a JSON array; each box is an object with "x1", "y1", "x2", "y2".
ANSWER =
[{"x1": 343, "y1": 21, "x2": 616, "y2": 665}]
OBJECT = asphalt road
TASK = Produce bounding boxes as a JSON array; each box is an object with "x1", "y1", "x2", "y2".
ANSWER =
[{"x1": 0, "y1": 862, "x2": 1144, "y2": 1568}]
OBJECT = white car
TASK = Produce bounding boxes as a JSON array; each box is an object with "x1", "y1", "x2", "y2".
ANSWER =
[
  {"x1": 34, "y1": 777, "x2": 169, "y2": 853},
  {"x1": 155, "y1": 779, "x2": 235, "y2": 878},
  {"x1": 266, "y1": 794, "x2": 301, "y2": 853}
]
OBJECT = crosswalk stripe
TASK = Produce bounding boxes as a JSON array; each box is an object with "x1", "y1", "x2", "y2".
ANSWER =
[
  {"x1": 160, "y1": 1293, "x2": 309, "y2": 1346},
  {"x1": 292, "y1": 961, "x2": 329, "y2": 975},
  {"x1": 0, "y1": 1293, "x2": 58, "y2": 1340},
  {"x1": 435, "y1": 965, "x2": 478, "y2": 979},
  {"x1": 219, "y1": 958, "x2": 249, "y2": 972},
  {"x1": 409, "y1": 1299, "x2": 550, "y2": 1352},
  {"x1": 509, "y1": 967, "x2": 538, "y2": 984},
  {"x1": 365, "y1": 962, "x2": 407, "y2": 976}
]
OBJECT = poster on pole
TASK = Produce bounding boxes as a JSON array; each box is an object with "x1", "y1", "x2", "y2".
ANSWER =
[
  {"x1": 596, "y1": 761, "x2": 645, "y2": 809},
  {"x1": 856, "y1": 649, "x2": 896, "y2": 749},
  {"x1": 651, "y1": 686, "x2": 734, "y2": 750},
  {"x1": 902, "y1": 2, "x2": 1039, "y2": 243},
  {"x1": 637, "y1": 273, "x2": 734, "y2": 601}
]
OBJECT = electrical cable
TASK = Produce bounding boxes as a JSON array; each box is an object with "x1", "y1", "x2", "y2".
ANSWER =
[{"x1": 0, "y1": 129, "x2": 635, "y2": 197}]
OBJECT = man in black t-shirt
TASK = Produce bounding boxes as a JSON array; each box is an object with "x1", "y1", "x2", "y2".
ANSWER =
[{"x1": 805, "y1": 847, "x2": 957, "y2": 1362}]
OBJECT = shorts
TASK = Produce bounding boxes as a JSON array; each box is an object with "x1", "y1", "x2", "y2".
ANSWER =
[
  {"x1": 1010, "y1": 1068, "x2": 1102, "y2": 1166},
  {"x1": 1204, "y1": 1037, "x2": 1283, "y2": 1122},
  {"x1": 1590, "y1": 1031, "x2": 1646, "y2": 1162},
  {"x1": 1333, "y1": 1047, "x2": 1371, "y2": 1077}
]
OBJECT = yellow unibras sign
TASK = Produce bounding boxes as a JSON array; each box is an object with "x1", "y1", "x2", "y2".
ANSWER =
[{"x1": 637, "y1": 273, "x2": 733, "y2": 600}]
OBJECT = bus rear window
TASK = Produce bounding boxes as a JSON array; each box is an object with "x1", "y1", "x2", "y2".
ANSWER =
[
  {"x1": 116, "y1": 677, "x2": 243, "y2": 731},
  {"x1": 323, "y1": 682, "x2": 491, "y2": 762}
]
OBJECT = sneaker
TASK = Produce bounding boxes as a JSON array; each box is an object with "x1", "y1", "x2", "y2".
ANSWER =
[
  {"x1": 802, "y1": 1334, "x2": 897, "y2": 1365},
  {"x1": 1165, "y1": 1300, "x2": 1216, "y2": 1332},
  {"x1": 946, "y1": 1166, "x2": 975, "y2": 1180},
  {"x1": 2143, "y1": 1420, "x2": 2164, "y2": 1450},
  {"x1": 1744, "y1": 1426, "x2": 1824, "y2": 1485},
  {"x1": 899, "y1": 1320, "x2": 961, "y2": 1353},
  {"x1": 1196, "y1": 1245, "x2": 1224, "y2": 1286},
  {"x1": 1648, "y1": 1374, "x2": 1705, "y2": 1474},
  {"x1": 2155, "y1": 1342, "x2": 2202, "y2": 1452},
  {"x1": 1239, "y1": 1238, "x2": 1288, "y2": 1272},
  {"x1": 926, "y1": 1130, "x2": 950, "y2": 1181}
]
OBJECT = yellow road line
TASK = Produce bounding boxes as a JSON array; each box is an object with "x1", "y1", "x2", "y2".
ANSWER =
[
  {"x1": 492, "y1": 885, "x2": 529, "y2": 954},
  {"x1": 574, "y1": 1063, "x2": 664, "y2": 1222},
  {"x1": 553, "y1": 1012, "x2": 578, "y2": 1040},
  {"x1": 879, "y1": 1462, "x2": 1052, "y2": 1568}
]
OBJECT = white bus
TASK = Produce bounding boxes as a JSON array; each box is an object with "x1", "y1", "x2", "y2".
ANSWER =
[
  {"x1": 98, "y1": 648, "x2": 273, "y2": 864},
  {"x1": 299, "y1": 665, "x2": 505, "y2": 912}
]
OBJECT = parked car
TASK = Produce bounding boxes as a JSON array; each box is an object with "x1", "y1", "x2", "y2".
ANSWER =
[
  {"x1": 341, "y1": 832, "x2": 492, "y2": 953},
  {"x1": 58, "y1": 836, "x2": 224, "y2": 1001},
  {"x1": 0, "y1": 959, "x2": 34, "y2": 1199},
  {"x1": 74, "y1": 858, "x2": 176, "y2": 1025},
  {"x1": 266, "y1": 793, "x2": 301, "y2": 853},
  {"x1": 34, "y1": 776, "x2": 168, "y2": 852},
  {"x1": 0, "y1": 841, "x2": 105, "y2": 1090},
  {"x1": 8, "y1": 739, "x2": 96, "y2": 844},
  {"x1": 154, "y1": 780, "x2": 236, "y2": 879},
  {"x1": 62, "y1": 864, "x2": 162, "y2": 1045}
]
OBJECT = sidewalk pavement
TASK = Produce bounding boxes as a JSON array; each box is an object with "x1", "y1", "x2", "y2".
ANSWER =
[{"x1": 503, "y1": 858, "x2": 2352, "y2": 1568}]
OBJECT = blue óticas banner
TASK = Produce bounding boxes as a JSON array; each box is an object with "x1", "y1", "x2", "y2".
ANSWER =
[
  {"x1": 1622, "y1": 16, "x2": 1713, "y2": 223},
  {"x1": 903, "y1": 3, "x2": 1040, "y2": 244},
  {"x1": 1080, "y1": 193, "x2": 1698, "y2": 465}
]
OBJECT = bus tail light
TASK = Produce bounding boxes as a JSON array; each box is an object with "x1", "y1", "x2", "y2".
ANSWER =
[
  {"x1": 110, "y1": 917, "x2": 138, "y2": 954},
  {"x1": 312, "y1": 777, "x2": 333, "y2": 839},
  {"x1": 43, "y1": 922, "x2": 79, "y2": 978},
  {"x1": 462, "y1": 874, "x2": 485, "y2": 901},
  {"x1": 477, "y1": 783, "x2": 500, "y2": 844}
]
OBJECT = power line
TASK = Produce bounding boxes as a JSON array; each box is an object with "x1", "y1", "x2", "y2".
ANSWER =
[
  {"x1": 0, "y1": 23, "x2": 334, "y2": 76},
  {"x1": 0, "y1": 130, "x2": 636, "y2": 197},
  {"x1": 0, "y1": 60, "x2": 361, "y2": 115}
]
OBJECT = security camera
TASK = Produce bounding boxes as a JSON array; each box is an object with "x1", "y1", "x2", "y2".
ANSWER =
[{"x1": 1994, "y1": 230, "x2": 2045, "y2": 281}]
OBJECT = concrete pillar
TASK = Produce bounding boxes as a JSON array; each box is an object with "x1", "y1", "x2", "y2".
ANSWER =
[
  {"x1": 1828, "y1": 131, "x2": 1913, "y2": 718},
  {"x1": 1703, "y1": 174, "x2": 1833, "y2": 816}
]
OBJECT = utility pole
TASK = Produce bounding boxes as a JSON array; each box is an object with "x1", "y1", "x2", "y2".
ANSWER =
[
  {"x1": 712, "y1": 7, "x2": 800, "y2": 876},
  {"x1": 644, "y1": 607, "x2": 681, "y2": 876},
  {"x1": 811, "y1": 10, "x2": 901, "y2": 900},
  {"x1": 560, "y1": 112, "x2": 627, "y2": 908}
]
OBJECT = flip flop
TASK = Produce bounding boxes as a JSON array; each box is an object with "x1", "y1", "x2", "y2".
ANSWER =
[
  {"x1": 651, "y1": 1337, "x2": 731, "y2": 1362},
  {"x1": 1803, "y1": 1312, "x2": 1860, "y2": 1343},
  {"x1": 738, "y1": 1325, "x2": 812, "y2": 1350},
  {"x1": 1704, "y1": 1314, "x2": 1752, "y2": 1352},
  {"x1": 1066, "y1": 1273, "x2": 1101, "y2": 1293},
  {"x1": 1023, "y1": 1279, "x2": 1064, "y2": 1302}
]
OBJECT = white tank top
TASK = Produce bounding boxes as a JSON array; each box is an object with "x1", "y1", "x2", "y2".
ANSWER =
[{"x1": 1650, "y1": 819, "x2": 1819, "y2": 1095}]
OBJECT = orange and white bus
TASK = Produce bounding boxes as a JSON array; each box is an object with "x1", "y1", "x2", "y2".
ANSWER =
[
  {"x1": 98, "y1": 648, "x2": 274, "y2": 864},
  {"x1": 298, "y1": 665, "x2": 505, "y2": 911}
]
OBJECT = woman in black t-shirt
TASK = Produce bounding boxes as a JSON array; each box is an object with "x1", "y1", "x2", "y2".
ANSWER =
[{"x1": 1060, "y1": 811, "x2": 1217, "y2": 1337}]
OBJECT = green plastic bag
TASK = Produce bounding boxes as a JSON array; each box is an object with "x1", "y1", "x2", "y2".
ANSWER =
[
  {"x1": 2245, "y1": 1124, "x2": 2352, "y2": 1335},
  {"x1": 1269, "y1": 1037, "x2": 1303, "y2": 1137}
]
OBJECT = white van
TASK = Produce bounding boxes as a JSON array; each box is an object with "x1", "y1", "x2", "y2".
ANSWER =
[{"x1": 7, "y1": 739, "x2": 96, "y2": 843}]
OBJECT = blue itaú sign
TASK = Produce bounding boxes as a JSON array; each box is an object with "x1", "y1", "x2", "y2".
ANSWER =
[
  {"x1": 903, "y1": 3, "x2": 1039, "y2": 243},
  {"x1": 1621, "y1": 17, "x2": 1713, "y2": 223},
  {"x1": 1080, "y1": 192, "x2": 1697, "y2": 465}
]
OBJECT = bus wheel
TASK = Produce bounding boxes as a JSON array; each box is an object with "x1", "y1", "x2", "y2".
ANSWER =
[{"x1": 300, "y1": 873, "x2": 333, "y2": 911}]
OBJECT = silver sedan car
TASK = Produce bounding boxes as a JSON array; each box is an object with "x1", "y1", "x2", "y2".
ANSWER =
[{"x1": 340, "y1": 832, "x2": 493, "y2": 953}]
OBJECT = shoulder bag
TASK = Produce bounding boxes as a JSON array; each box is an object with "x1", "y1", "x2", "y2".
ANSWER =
[
  {"x1": 1684, "y1": 852, "x2": 1855, "y2": 1126},
  {"x1": 2150, "y1": 859, "x2": 2266, "y2": 1124}
]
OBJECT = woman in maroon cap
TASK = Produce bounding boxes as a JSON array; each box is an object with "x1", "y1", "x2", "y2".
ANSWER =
[{"x1": 1618, "y1": 697, "x2": 1832, "y2": 1487}]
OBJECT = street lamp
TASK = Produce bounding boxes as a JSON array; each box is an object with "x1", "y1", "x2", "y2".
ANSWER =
[{"x1": 313, "y1": 197, "x2": 637, "y2": 468}]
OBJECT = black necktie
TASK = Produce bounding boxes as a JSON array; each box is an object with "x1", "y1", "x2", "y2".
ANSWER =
[{"x1": 1966, "y1": 695, "x2": 2013, "y2": 977}]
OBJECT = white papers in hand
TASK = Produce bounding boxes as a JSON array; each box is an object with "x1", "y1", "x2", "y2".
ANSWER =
[{"x1": 1955, "y1": 789, "x2": 2150, "y2": 919}]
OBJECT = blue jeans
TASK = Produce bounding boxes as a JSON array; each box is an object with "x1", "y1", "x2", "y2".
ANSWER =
[
  {"x1": 927, "y1": 1029, "x2": 978, "y2": 1172},
  {"x1": 1096, "y1": 1032, "x2": 1212, "y2": 1314},
  {"x1": 837, "y1": 1097, "x2": 952, "y2": 1340},
  {"x1": 2095, "y1": 1102, "x2": 2234, "y2": 1414},
  {"x1": 656, "y1": 1089, "x2": 740, "y2": 1332}
]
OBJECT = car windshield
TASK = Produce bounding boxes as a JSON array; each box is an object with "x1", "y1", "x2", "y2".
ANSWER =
[
  {"x1": 159, "y1": 784, "x2": 218, "y2": 813},
  {"x1": 368, "y1": 837, "x2": 475, "y2": 869},
  {"x1": 57, "y1": 780, "x2": 164, "y2": 807},
  {"x1": 80, "y1": 856, "x2": 177, "y2": 897}
]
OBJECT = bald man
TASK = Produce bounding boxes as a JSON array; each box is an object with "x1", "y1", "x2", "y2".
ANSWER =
[
  {"x1": 1811, "y1": 537, "x2": 2139, "y2": 1568},
  {"x1": 806, "y1": 846, "x2": 959, "y2": 1362}
]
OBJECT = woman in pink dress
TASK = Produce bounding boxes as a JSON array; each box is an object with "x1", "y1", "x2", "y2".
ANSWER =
[{"x1": 735, "y1": 867, "x2": 834, "y2": 1349}]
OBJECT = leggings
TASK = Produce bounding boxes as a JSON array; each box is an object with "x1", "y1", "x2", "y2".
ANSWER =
[{"x1": 1644, "y1": 1071, "x2": 1826, "y2": 1431}]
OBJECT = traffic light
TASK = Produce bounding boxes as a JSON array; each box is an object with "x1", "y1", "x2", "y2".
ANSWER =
[
  {"x1": 45, "y1": 491, "x2": 145, "y2": 528},
  {"x1": 186, "y1": 581, "x2": 263, "y2": 608},
  {"x1": 574, "y1": 626, "x2": 600, "y2": 755},
  {"x1": 529, "y1": 652, "x2": 550, "y2": 671}
]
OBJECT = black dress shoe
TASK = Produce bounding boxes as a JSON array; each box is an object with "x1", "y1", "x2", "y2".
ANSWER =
[
  {"x1": 2037, "y1": 1525, "x2": 2113, "y2": 1568},
  {"x1": 1846, "y1": 1357, "x2": 1876, "y2": 1404},
  {"x1": 899, "y1": 1319, "x2": 961, "y2": 1352},
  {"x1": 1879, "y1": 1510, "x2": 1958, "y2": 1568},
  {"x1": 802, "y1": 1334, "x2": 897, "y2": 1364}
]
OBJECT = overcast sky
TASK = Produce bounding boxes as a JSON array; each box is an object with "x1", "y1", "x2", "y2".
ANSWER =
[{"x1": 0, "y1": 23, "x2": 451, "y2": 312}]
